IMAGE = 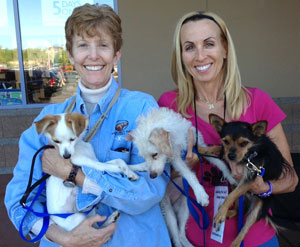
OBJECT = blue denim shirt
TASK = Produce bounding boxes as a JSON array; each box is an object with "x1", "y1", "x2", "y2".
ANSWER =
[{"x1": 5, "y1": 78, "x2": 171, "y2": 247}]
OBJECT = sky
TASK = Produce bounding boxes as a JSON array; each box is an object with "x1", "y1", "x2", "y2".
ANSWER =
[{"x1": 0, "y1": 0, "x2": 115, "y2": 50}]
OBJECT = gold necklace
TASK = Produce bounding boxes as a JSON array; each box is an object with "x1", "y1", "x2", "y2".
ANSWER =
[{"x1": 197, "y1": 96, "x2": 224, "y2": 110}]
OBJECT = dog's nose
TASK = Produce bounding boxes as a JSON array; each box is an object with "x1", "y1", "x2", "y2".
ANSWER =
[
  {"x1": 228, "y1": 153, "x2": 236, "y2": 161},
  {"x1": 150, "y1": 172, "x2": 157, "y2": 179},
  {"x1": 63, "y1": 152, "x2": 71, "y2": 159}
]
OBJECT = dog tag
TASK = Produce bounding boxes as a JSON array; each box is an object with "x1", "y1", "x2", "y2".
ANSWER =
[{"x1": 211, "y1": 186, "x2": 228, "y2": 243}]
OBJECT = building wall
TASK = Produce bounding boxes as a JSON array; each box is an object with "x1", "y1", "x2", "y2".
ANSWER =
[
  {"x1": 119, "y1": 0, "x2": 300, "y2": 99},
  {"x1": 0, "y1": 108, "x2": 41, "y2": 173}
]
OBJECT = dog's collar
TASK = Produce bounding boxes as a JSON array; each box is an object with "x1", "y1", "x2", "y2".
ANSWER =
[{"x1": 245, "y1": 151, "x2": 265, "y2": 176}]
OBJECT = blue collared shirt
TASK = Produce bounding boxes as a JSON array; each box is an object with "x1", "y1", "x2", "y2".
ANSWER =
[{"x1": 5, "y1": 78, "x2": 171, "y2": 247}]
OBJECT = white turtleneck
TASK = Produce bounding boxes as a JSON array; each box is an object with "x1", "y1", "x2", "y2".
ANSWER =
[{"x1": 78, "y1": 76, "x2": 112, "y2": 115}]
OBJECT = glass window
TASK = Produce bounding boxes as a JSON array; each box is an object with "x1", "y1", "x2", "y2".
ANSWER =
[
  {"x1": 0, "y1": 0, "x2": 118, "y2": 107},
  {"x1": 0, "y1": 0, "x2": 22, "y2": 106}
]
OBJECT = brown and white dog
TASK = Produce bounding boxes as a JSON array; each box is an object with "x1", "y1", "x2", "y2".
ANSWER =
[{"x1": 34, "y1": 113, "x2": 136, "y2": 231}]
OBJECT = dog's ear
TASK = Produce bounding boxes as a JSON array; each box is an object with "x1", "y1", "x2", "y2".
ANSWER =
[
  {"x1": 251, "y1": 120, "x2": 268, "y2": 136},
  {"x1": 34, "y1": 115, "x2": 58, "y2": 135},
  {"x1": 209, "y1": 114, "x2": 225, "y2": 134},
  {"x1": 65, "y1": 113, "x2": 88, "y2": 137},
  {"x1": 149, "y1": 128, "x2": 173, "y2": 157},
  {"x1": 125, "y1": 131, "x2": 134, "y2": 141}
]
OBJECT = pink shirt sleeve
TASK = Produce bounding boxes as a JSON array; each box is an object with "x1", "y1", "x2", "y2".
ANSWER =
[
  {"x1": 240, "y1": 88, "x2": 286, "y2": 133},
  {"x1": 158, "y1": 91, "x2": 178, "y2": 111}
]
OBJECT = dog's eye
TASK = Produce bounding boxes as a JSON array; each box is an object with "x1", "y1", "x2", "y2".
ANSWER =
[
  {"x1": 223, "y1": 139, "x2": 230, "y2": 145},
  {"x1": 54, "y1": 140, "x2": 61, "y2": 144},
  {"x1": 152, "y1": 153, "x2": 158, "y2": 159},
  {"x1": 70, "y1": 138, "x2": 75, "y2": 142},
  {"x1": 239, "y1": 141, "x2": 249, "y2": 147}
]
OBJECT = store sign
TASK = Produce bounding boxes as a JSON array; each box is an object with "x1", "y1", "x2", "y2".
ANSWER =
[
  {"x1": 42, "y1": 0, "x2": 94, "y2": 26},
  {"x1": 0, "y1": 0, "x2": 8, "y2": 27}
]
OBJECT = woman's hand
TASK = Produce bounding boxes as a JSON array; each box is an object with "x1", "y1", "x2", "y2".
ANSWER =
[
  {"x1": 172, "y1": 129, "x2": 199, "y2": 179},
  {"x1": 47, "y1": 215, "x2": 117, "y2": 247},
  {"x1": 249, "y1": 176, "x2": 270, "y2": 194},
  {"x1": 227, "y1": 162, "x2": 270, "y2": 194},
  {"x1": 42, "y1": 145, "x2": 72, "y2": 180},
  {"x1": 185, "y1": 129, "x2": 199, "y2": 168}
]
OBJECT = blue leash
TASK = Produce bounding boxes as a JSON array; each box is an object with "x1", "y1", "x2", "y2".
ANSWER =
[
  {"x1": 163, "y1": 171, "x2": 209, "y2": 231},
  {"x1": 19, "y1": 145, "x2": 94, "y2": 242},
  {"x1": 238, "y1": 195, "x2": 244, "y2": 247},
  {"x1": 163, "y1": 146, "x2": 209, "y2": 246},
  {"x1": 193, "y1": 147, "x2": 207, "y2": 245},
  {"x1": 19, "y1": 176, "x2": 96, "y2": 242},
  {"x1": 20, "y1": 176, "x2": 94, "y2": 242},
  {"x1": 19, "y1": 178, "x2": 50, "y2": 242}
]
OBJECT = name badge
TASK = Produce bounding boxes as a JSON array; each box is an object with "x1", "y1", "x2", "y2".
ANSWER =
[{"x1": 211, "y1": 186, "x2": 228, "y2": 243}]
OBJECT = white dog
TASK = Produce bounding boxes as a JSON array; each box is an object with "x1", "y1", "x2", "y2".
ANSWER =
[
  {"x1": 127, "y1": 107, "x2": 235, "y2": 247},
  {"x1": 34, "y1": 112, "x2": 136, "y2": 231}
]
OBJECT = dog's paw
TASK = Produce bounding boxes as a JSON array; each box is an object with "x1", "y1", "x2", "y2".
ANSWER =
[
  {"x1": 127, "y1": 170, "x2": 140, "y2": 181},
  {"x1": 214, "y1": 205, "x2": 228, "y2": 228},
  {"x1": 226, "y1": 209, "x2": 237, "y2": 219},
  {"x1": 119, "y1": 163, "x2": 140, "y2": 180},
  {"x1": 213, "y1": 222, "x2": 222, "y2": 232},
  {"x1": 199, "y1": 193, "x2": 209, "y2": 207},
  {"x1": 113, "y1": 159, "x2": 130, "y2": 172},
  {"x1": 194, "y1": 187, "x2": 209, "y2": 206}
]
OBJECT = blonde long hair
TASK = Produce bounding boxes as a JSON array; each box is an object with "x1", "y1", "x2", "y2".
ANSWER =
[{"x1": 171, "y1": 11, "x2": 249, "y2": 120}]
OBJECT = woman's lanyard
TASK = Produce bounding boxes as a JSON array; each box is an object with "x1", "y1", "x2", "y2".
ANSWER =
[
  {"x1": 192, "y1": 93, "x2": 226, "y2": 246},
  {"x1": 19, "y1": 85, "x2": 121, "y2": 242}
]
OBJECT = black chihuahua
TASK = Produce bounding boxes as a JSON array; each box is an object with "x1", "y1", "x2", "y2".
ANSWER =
[{"x1": 198, "y1": 114, "x2": 292, "y2": 247}]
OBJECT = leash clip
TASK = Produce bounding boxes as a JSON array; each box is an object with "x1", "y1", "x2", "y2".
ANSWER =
[
  {"x1": 246, "y1": 151, "x2": 265, "y2": 176},
  {"x1": 246, "y1": 160, "x2": 263, "y2": 175}
]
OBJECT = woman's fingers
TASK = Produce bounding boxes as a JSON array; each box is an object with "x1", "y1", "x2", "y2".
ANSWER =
[
  {"x1": 185, "y1": 129, "x2": 199, "y2": 168},
  {"x1": 63, "y1": 215, "x2": 117, "y2": 247},
  {"x1": 42, "y1": 145, "x2": 72, "y2": 179}
]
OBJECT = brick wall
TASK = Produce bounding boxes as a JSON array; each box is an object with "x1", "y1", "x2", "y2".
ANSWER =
[
  {"x1": 275, "y1": 97, "x2": 300, "y2": 153},
  {"x1": 0, "y1": 97, "x2": 299, "y2": 174},
  {"x1": 0, "y1": 108, "x2": 41, "y2": 174}
]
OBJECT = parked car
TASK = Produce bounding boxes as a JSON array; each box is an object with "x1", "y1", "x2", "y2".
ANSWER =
[
  {"x1": 25, "y1": 69, "x2": 62, "y2": 103},
  {"x1": 0, "y1": 68, "x2": 63, "y2": 104}
]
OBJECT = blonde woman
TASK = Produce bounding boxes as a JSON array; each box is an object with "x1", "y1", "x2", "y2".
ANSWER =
[{"x1": 159, "y1": 11, "x2": 298, "y2": 247}]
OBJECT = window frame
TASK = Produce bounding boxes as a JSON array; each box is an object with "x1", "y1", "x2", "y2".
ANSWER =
[{"x1": 0, "y1": 0, "x2": 121, "y2": 109}]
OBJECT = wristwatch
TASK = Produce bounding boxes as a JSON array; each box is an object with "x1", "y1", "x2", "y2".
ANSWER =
[{"x1": 63, "y1": 165, "x2": 80, "y2": 188}]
